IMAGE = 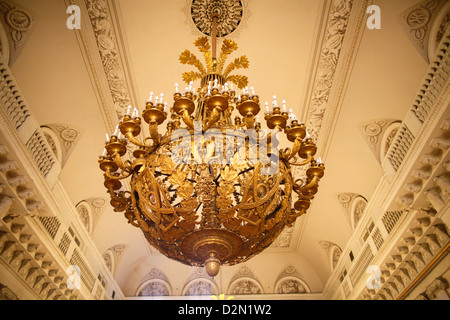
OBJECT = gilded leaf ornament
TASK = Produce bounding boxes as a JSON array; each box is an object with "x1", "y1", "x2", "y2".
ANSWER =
[{"x1": 179, "y1": 37, "x2": 250, "y2": 89}]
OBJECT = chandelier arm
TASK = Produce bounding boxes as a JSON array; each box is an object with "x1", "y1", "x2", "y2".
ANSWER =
[
  {"x1": 125, "y1": 132, "x2": 152, "y2": 149},
  {"x1": 243, "y1": 113, "x2": 255, "y2": 130},
  {"x1": 105, "y1": 168, "x2": 133, "y2": 181},
  {"x1": 179, "y1": 109, "x2": 195, "y2": 129},
  {"x1": 300, "y1": 176, "x2": 321, "y2": 196},
  {"x1": 128, "y1": 220, "x2": 140, "y2": 228},
  {"x1": 111, "y1": 153, "x2": 133, "y2": 173},
  {"x1": 287, "y1": 208, "x2": 307, "y2": 227},
  {"x1": 148, "y1": 122, "x2": 161, "y2": 145},
  {"x1": 204, "y1": 106, "x2": 221, "y2": 131},
  {"x1": 107, "y1": 188, "x2": 132, "y2": 212},
  {"x1": 286, "y1": 153, "x2": 314, "y2": 167},
  {"x1": 285, "y1": 137, "x2": 302, "y2": 161}
]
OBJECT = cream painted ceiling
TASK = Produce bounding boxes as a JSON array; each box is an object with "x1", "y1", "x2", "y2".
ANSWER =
[{"x1": 8, "y1": 0, "x2": 430, "y2": 296}]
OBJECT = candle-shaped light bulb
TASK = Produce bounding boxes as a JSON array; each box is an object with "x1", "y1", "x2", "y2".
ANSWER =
[
  {"x1": 102, "y1": 148, "x2": 107, "y2": 157},
  {"x1": 282, "y1": 100, "x2": 287, "y2": 112},
  {"x1": 251, "y1": 87, "x2": 255, "y2": 96},
  {"x1": 230, "y1": 83, "x2": 234, "y2": 91},
  {"x1": 175, "y1": 83, "x2": 179, "y2": 93},
  {"x1": 273, "y1": 95, "x2": 277, "y2": 107},
  {"x1": 113, "y1": 125, "x2": 120, "y2": 136},
  {"x1": 189, "y1": 81, "x2": 193, "y2": 92},
  {"x1": 106, "y1": 133, "x2": 110, "y2": 142},
  {"x1": 160, "y1": 93, "x2": 164, "y2": 104},
  {"x1": 256, "y1": 115, "x2": 260, "y2": 123},
  {"x1": 126, "y1": 105, "x2": 132, "y2": 115},
  {"x1": 265, "y1": 102, "x2": 270, "y2": 113},
  {"x1": 317, "y1": 157, "x2": 323, "y2": 164},
  {"x1": 164, "y1": 102, "x2": 168, "y2": 112},
  {"x1": 305, "y1": 129, "x2": 312, "y2": 140},
  {"x1": 155, "y1": 96, "x2": 159, "y2": 105},
  {"x1": 214, "y1": 79, "x2": 218, "y2": 88},
  {"x1": 148, "y1": 92, "x2": 154, "y2": 103}
]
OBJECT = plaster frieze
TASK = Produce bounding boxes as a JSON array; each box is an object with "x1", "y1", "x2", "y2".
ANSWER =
[{"x1": 305, "y1": 0, "x2": 355, "y2": 143}]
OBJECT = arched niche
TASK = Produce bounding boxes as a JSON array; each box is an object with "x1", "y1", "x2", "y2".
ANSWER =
[
  {"x1": 102, "y1": 249, "x2": 115, "y2": 275},
  {"x1": 136, "y1": 279, "x2": 172, "y2": 297},
  {"x1": 350, "y1": 196, "x2": 368, "y2": 230},
  {"x1": 329, "y1": 244, "x2": 343, "y2": 272},
  {"x1": 428, "y1": 1, "x2": 450, "y2": 60},
  {"x1": 75, "y1": 200, "x2": 93, "y2": 235},
  {"x1": 228, "y1": 277, "x2": 264, "y2": 295},
  {"x1": 182, "y1": 278, "x2": 219, "y2": 296},
  {"x1": 337, "y1": 193, "x2": 368, "y2": 230},
  {"x1": 380, "y1": 122, "x2": 402, "y2": 161},
  {"x1": 0, "y1": 21, "x2": 10, "y2": 64},
  {"x1": 41, "y1": 124, "x2": 81, "y2": 169},
  {"x1": 274, "y1": 276, "x2": 310, "y2": 294},
  {"x1": 41, "y1": 126, "x2": 63, "y2": 165}
]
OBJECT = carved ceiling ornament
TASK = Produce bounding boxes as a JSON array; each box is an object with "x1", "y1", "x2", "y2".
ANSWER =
[
  {"x1": 0, "y1": 283, "x2": 18, "y2": 300},
  {"x1": 41, "y1": 124, "x2": 81, "y2": 168},
  {"x1": 305, "y1": 0, "x2": 353, "y2": 142},
  {"x1": 183, "y1": 277, "x2": 219, "y2": 296},
  {"x1": 191, "y1": 0, "x2": 243, "y2": 37},
  {"x1": 75, "y1": 198, "x2": 106, "y2": 234},
  {"x1": 275, "y1": 277, "x2": 310, "y2": 294},
  {"x1": 270, "y1": 223, "x2": 295, "y2": 248},
  {"x1": 273, "y1": 265, "x2": 311, "y2": 294},
  {"x1": 228, "y1": 266, "x2": 263, "y2": 295},
  {"x1": 84, "y1": 0, "x2": 132, "y2": 117},
  {"x1": 136, "y1": 268, "x2": 172, "y2": 296},
  {"x1": 102, "y1": 249, "x2": 113, "y2": 273},
  {"x1": 319, "y1": 240, "x2": 342, "y2": 271},
  {"x1": 75, "y1": 201, "x2": 92, "y2": 234},
  {"x1": 351, "y1": 196, "x2": 367, "y2": 230},
  {"x1": 400, "y1": 0, "x2": 448, "y2": 62},
  {"x1": 0, "y1": 0, "x2": 34, "y2": 64},
  {"x1": 138, "y1": 279, "x2": 171, "y2": 297},
  {"x1": 336, "y1": 193, "x2": 368, "y2": 229},
  {"x1": 359, "y1": 119, "x2": 401, "y2": 163},
  {"x1": 184, "y1": 0, "x2": 250, "y2": 40},
  {"x1": 102, "y1": 244, "x2": 127, "y2": 275}
]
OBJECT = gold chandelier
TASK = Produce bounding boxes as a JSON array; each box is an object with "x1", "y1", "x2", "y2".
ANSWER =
[{"x1": 98, "y1": 13, "x2": 324, "y2": 277}]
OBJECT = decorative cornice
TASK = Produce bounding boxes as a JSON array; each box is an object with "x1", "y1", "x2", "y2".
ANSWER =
[
  {"x1": 83, "y1": 0, "x2": 133, "y2": 118},
  {"x1": 304, "y1": 0, "x2": 354, "y2": 142}
]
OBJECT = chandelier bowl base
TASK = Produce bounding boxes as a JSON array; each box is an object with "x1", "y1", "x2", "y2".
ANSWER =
[{"x1": 180, "y1": 229, "x2": 243, "y2": 277}]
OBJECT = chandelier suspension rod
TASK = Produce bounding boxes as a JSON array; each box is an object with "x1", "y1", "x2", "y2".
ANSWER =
[{"x1": 211, "y1": 12, "x2": 219, "y2": 70}]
